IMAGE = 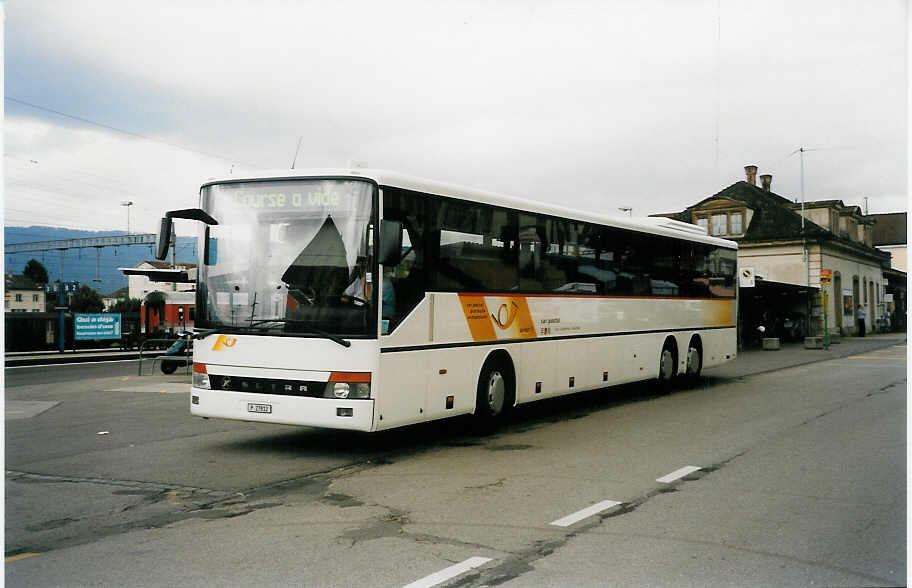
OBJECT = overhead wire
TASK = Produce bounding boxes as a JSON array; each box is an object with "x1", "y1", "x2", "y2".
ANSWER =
[{"x1": 5, "y1": 96, "x2": 265, "y2": 168}]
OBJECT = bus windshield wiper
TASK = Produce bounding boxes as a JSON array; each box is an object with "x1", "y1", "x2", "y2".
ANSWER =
[{"x1": 247, "y1": 319, "x2": 352, "y2": 348}]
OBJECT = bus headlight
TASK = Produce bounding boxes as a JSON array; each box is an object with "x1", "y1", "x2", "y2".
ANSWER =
[
  {"x1": 192, "y1": 363, "x2": 210, "y2": 390},
  {"x1": 324, "y1": 372, "x2": 371, "y2": 399},
  {"x1": 324, "y1": 382, "x2": 371, "y2": 399}
]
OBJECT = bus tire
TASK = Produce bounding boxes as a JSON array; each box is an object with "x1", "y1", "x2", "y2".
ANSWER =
[
  {"x1": 657, "y1": 339, "x2": 677, "y2": 392},
  {"x1": 683, "y1": 337, "x2": 703, "y2": 384},
  {"x1": 475, "y1": 357, "x2": 514, "y2": 429},
  {"x1": 160, "y1": 361, "x2": 178, "y2": 375}
]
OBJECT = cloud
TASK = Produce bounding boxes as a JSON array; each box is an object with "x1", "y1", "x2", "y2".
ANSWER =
[{"x1": 4, "y1": 0, "x2": 907, "y2": 231}]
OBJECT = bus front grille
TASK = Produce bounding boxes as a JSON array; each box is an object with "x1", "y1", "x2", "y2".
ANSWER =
[{"x1": 208, "y1": 375, "x2": 324, "y2": 398}]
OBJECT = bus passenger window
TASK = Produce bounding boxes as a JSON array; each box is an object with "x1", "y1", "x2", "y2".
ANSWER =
[{"x1": 436, "y1": 201, "x2": 517, "y2": 292}]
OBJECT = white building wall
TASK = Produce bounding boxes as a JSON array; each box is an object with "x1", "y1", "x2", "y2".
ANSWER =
[
  {"x1": 805, "y1": 209, "x2": 831, "y2": 231},
  {"x1": 5, "y1": 289, "x2": 46, "y2": 312},
  {"x1": 877, "y1": 244, "x2": 907, "y2": 272},
  {"x1": 820, "y1": 249, "x2": 886, "y2": 335},
  {"x1": 737, "y1": 244, "x2": 809, "y2": 286},
  {"x1": 127, "y1": 263, "x2": 196, "y2": 300},
  {"x1": 737, "y1": 243, "x2": 885, "y2": 336}
]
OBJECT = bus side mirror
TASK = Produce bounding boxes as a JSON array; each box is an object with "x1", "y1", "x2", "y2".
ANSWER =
[
  {"x1": 378, "y1": 220, "x2": 403, "y2": 266},
  {"x1": 155, "y1": 217, "x2": 173, "y2": 260}
]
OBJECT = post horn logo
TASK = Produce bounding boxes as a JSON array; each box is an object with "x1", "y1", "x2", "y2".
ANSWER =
[
  {"x1": 491, "y1": 301, "x2": 519, "y2": 330},
  {"x1": 212, "y1": 335, "x2": 238, "y2": 351}
]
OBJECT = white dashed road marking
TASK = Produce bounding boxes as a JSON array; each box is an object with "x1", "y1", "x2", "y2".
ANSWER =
[
  {"x1": 549, "y1": 500, "x2": 623, "y2": 527},
  {"x1": 656, "y1": 465, "x2": 701, "y2": 484},
  {"x1": 403, "y1": 557, "x2": 492, "y2": 588}
]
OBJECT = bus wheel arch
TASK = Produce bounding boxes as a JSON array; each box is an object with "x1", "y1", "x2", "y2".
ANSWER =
[
  {"x1": 475, "y1": 349, "x2": 516, "y2": 425},
  {"x1": 684, "y1": 335, "x2": 703, "y2": 382}
]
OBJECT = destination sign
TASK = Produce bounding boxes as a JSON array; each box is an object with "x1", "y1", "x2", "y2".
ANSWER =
[{"x1": 226, "y1": 182, "x2": 367, "y2": 211}]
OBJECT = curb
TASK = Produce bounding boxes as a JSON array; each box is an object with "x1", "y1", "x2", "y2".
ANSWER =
[{"x1": 5, "y1": 351, "x2": 164, "y2": 367}]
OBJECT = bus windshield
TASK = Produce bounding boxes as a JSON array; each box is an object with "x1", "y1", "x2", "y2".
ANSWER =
[{"x1": 197, "y1": 178, "x2": 376, "y2": 338}]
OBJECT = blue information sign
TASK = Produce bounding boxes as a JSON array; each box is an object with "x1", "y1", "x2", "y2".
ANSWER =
[{"x1": 74, "y1": 313, "x2": 122, "y2": 341}]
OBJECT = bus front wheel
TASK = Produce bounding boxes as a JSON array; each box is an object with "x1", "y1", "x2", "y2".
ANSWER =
[{"x1": 475, "y1": 358, "x2": 514, "y2": 428}]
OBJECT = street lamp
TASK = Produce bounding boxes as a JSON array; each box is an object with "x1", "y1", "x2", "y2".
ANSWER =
[{"x1": 120, "y1": 201, "x2": 133, "y2": 234}]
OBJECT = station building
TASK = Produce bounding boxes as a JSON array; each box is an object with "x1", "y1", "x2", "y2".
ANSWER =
[
  {"x1": 655, "y1": 166, "x2": 893, "y2": 346},
  {"x1": 119, "y1": 261, "x2": 197, "y2": 334}
]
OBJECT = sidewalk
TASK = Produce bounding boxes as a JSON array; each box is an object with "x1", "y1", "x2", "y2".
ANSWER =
[{"x1": 706, "y1": 332, "x2": 907, "y2": 380}]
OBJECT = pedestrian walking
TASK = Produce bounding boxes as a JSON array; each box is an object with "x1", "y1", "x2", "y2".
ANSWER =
[{"x1": 857, "y1": 304, "x2": 866, "y2": 337}]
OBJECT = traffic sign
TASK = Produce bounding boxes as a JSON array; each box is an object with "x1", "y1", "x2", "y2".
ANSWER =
[{"x1": 739, "y1": 267, "x2": 755, "y2": 288}]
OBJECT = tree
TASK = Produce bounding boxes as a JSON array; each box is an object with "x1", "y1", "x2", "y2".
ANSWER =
[
  {"x1": 110, "y1": 298, "x2": 142, "y2": 313},
  {"x1": 23, "y1": 259, "x2": 49, "y2": 285},
  {"x1": 69, "y1": 285, "x2": 105, "y2": 313}
]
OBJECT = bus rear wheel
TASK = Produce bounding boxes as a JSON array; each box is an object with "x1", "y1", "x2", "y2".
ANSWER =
[
  {"x1": 683, "y1": 340, "x2": 702, "y2": 383},
  {"x1": 475, "y1": 358, "x2": 514, "y2": 429}
]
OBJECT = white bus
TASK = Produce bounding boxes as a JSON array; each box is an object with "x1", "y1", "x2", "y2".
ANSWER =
[{"x1": 156, "y1": 169, "x2": 737, "y2": 432}]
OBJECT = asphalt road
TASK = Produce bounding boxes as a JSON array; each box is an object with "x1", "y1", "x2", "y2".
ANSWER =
[
  {"x1": 5, "y1": 357, "x2": 168, "y2": 387},
  {"x1": 5, "y1": 340, "x2": 906, "y2": 587}
]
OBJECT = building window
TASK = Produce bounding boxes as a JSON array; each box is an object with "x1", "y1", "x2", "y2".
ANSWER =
[
  {"x1": 729, "y1": 213, "x2": 743, "y2": 235},
  {"x1": 711, "y1": 214, "x2": 727, "y2": 236},
  {"x1": 32, "y1": 294, "x2": 39, "y2": 302},
  {"x1": 696, "y1": 218, "x2": 708, "y2": 232},
  {"x1": 15, "y1": 294, "x2": 22, "y2": 302}
]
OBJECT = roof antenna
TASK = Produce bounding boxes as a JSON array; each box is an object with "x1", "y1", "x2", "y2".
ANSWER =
[{"x1": 290, "y1": 136, "x2": 303, "y2": 169}]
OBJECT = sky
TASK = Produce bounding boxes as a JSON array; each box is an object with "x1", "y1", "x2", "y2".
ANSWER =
[{"x1": 3, "y1": 0, "x2": 909, "y2": 241}]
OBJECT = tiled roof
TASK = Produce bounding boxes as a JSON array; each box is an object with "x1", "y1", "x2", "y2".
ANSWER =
[
  {"x1": 654, "y1": 181, "x2": 889, "y2": 260},
  {"x1": 5, "y1": 274, "x2": 41, "y2": 291},
  {"x1": 867, "y1": 212, "x2": 907, "y2": 246},
  {"x1": 664, "y1": 181, "x2": 832, "y2": 241}
]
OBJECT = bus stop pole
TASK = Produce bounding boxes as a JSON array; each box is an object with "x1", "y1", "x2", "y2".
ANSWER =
[{"x1": 57, "y1": 283, "x2": 65, "y2": 353}]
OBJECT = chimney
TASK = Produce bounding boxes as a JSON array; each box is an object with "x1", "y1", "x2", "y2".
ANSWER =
[
  {"x1": 744, "y1": 165, "x2": 758, "y2": 186},
  {"x1": 759, "y1": 174, "x2": 772, "y2": 192}
]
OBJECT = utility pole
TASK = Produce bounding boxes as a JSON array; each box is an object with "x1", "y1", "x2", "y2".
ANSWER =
[
  {"x1": 791, "y1": 146, "x2": 815, "y2": 336},
  {"x1": 170, "y1": 229, "x2": 178, "y2": 292},
  {"x1": 58, "y1": 250, "x2": 65, "y2": 353},
  {"x1": 121, "y1": 201, "x2": 133, "y2": 234}
]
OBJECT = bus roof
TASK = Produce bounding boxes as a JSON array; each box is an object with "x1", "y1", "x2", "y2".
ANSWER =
[{"x1": 202, "y1": 168, "x2": 737, "y2": 249}]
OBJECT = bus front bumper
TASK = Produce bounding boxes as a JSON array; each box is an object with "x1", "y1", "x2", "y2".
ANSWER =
[{"x1": 190, "y1": 387, "x2": 375, "y2": 431}]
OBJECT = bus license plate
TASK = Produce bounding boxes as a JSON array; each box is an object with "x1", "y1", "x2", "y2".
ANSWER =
[{"x1": 247, "y1": 403, "x2": 272, "y2": 414}]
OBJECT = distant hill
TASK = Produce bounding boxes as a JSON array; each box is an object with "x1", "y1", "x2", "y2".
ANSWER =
[{"x1": 4, "y1": 226, "x2": 197, "y2": 297}]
